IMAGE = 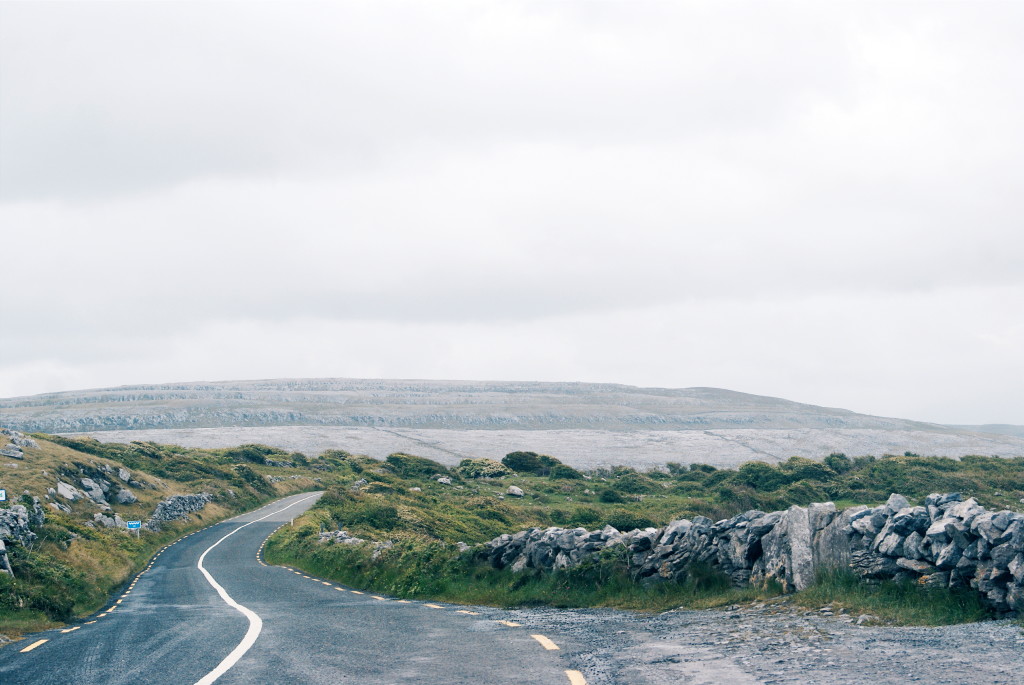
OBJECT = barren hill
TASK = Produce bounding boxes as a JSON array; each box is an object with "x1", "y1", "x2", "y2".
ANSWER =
[{"x1": 2, "y1": 379, "x2": 1022, "y2": 468}]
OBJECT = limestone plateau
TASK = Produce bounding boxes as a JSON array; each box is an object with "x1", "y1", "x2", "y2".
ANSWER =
[{"x1": 2, "y1": 379, "x2": 1022, "y2": 467}]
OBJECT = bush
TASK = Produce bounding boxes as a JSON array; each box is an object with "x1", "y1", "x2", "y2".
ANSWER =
[
  {"x1": 599, "y1": 489, "x2": 626, "y2": 503},
  {"x1": 549, "y1": 464, "x2": 584, "y2": 480},
  {"x1": 823, "y1": 453, "x2": 852, "y2": 474},
  {"x1": 502, "y1": 451, "x2": 542, "y2": 473},
  {"x1": 455, "y1": 458, "x2": 513, "y2": 479},
  {"x1": 736, "y1": 461, "x2": 790, "y2": 491},
  {"x1": 605, "y1": 512, "x2": 656, "y2": 532},
  {"x1": 613, "y1": 472, "x2": 656, "y2": 494},
  {"x1": 386, "y1": 453, "x2": 450, "y2": 479}
]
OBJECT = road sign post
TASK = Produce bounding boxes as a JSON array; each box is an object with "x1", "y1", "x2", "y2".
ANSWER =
[
  {"x1": 127, "y1": 520, "x2": 142, "y2": 538},
  {"x1": 0, "y1": 489, "x2": 6, "y2": 502}
]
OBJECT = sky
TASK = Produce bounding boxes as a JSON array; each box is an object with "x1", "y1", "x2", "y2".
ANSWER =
[{"x1": 1, "y1": 1, "x2": 1022, "y2": 425}]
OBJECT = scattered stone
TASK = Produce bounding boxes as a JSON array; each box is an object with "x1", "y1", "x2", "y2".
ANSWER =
[
  {"x1": 507, "y1": 485, "x2": 525, "y2": 497},
  {"x1": 437, "y1": 477, "x2": 453, "y2": 485}
]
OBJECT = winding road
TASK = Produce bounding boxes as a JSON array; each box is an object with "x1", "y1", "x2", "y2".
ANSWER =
[{"x1": 0, "y1": 492, "x2": 586, "y2": 684}]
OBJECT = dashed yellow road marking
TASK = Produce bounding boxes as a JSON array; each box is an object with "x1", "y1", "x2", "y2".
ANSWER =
[
  {"x1": 335, "y1": 588, "x2": 346, "y2": 592},
  {"x1": 498, "y1": 620, "x2": 521, "y2": 627},
  {"x1": 97, "y1": 613, "x2": 108, "y2": 618},
  {"x1": 350, "y1": 590, "x2": 364, "y2": 595},
  {"x1": 424, "y1": 603, "x2": 444, "y2": 609},
  {"x1": 302, "y1": 575, "x2": 310, "y2": 579},
  {"x1": 20, "y1": 639, "x2": 48, "y2": 652},
  {"x1": 396, "y1": 599, "x2": 410, "y2": 603},
  {"x1": 530, "y1": 634, "x2": 559, "y2": 650},
  {"x1": 371, "y1": 595, "x2": 386, "y2": 600},
  {"x1": 85, "y1": 620, "x2": 97, "y2": 625},
  {"x1": 456, "y1": 610, "x2": 479, "y2": 615},
  {"x1": 565, "y1": 670, "x2": 587, "y2": 685},
  {"x1": 116, "y1": 599, "x2": 123, "y2": 604},
  {"x1": 322, "y1": 582, "x2": 332, "y2": 586},
  {"x1": 60, "y1": 627, "x2": 81, "y2": 633}
]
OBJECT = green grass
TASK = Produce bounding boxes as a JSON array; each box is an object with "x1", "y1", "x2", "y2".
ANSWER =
[
  {"x1": 265, "y1": 530, "x2": 776, "y2": 611},
  {"x1": 793, "y1": 569, "x2": 992, "y2": 626}
]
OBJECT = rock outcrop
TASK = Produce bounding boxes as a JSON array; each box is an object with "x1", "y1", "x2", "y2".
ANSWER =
[
  {"x1": 0, "y1": 498, "x2": 46, "y2": 577},
  {"x1": 483, "y1": 493, "x2": 1024, "y2": 615}
]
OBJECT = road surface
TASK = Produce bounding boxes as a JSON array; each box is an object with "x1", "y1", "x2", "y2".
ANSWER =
[{"x1": 0, "y1": 492, "x2": 585, "y2": 684}]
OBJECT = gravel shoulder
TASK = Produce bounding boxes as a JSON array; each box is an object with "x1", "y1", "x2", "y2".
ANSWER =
[{"x1": 493, "y1": 600, "x2": 1024, "y2": 685}]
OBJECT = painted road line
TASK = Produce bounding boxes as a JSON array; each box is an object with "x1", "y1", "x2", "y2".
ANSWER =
[
  {"x1": 193, "y1": 493, "x2": 320, "y2": 685},
  {"x1": 456, "y1": 610, "x2": 479, "y2": 615},
  {"x1": 424, "y1": 604, "x2": 445, "y2": 609},
  {"x1": 19, "y1": 639, "x2": 48, "y2": 653},
  {"x1": 530, "y1": 634, "x2": 560, "y2": 650},
  {"x1": 322, "y1": 582, "x2": 332, "y2": 586},
  {"x1": 371, "y1": 596, "x2": 386, "y2": 600},
  {"x1": 60, "y1": 627, "x2": 81, "y2": 634},
  {"x1": 97, "y1": 613, "x2": 108, "y2": 618},
  {"x1": 396, "y1": 599, "x2": 410, "y2": 603},
  {"x1": 498, "y1": 621, "x2": 521, "y2": 627},
  {"x1": 335, "y1": 588, "x2": 346, "y2": 592},
  {"x1": 350, "y1": 591, "x2": 364, "y2": 595},
  {"x1": 84, "y1": 620, "x2": 97, "y2": 625},
  {"x1": 566, "y1": 670, "x2": 587, "y2": 685}
]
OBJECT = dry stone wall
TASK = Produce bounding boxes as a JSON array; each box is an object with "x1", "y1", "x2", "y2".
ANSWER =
[{"x1": 483, "y1": 493, "x2": 1024, "y2": 615}]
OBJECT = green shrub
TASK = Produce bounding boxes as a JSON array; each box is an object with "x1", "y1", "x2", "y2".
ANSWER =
[
  {"x1": 599, "y1": 489, "x2": 626, "y2": 503},
  {"x1": 605, "y1": 511, "x2": 656, "y2": 532},
  {"x1": 386, "y1": 453, "x2": 449, "y2": 479},
  {"x1": 455, "y1": 458, "x2": 513, "y2": 479},
  {"x1": 549, "y1": 464, "x2": 584, "y2": 480}
]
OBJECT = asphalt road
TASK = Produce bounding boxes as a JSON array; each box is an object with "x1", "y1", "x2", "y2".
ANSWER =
[{"x1": 0, "y1": 492, "x2": 585, "y2": 684}]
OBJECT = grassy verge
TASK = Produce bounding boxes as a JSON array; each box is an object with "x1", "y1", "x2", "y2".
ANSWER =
[
  {"x1": 267, "y1": 511, "x2": 998, "y2": 625},
  {"x1": 265, "y1": 525, "x2": 776, "y2": 611},
  {"x1": 793, "y1": 568, "x2": 992, "y2": 625}
]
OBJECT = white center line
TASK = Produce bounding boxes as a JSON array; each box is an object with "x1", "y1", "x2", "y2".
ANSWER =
[{"x1": 193, "y1": 493, "x2": 320, "y2": 685}]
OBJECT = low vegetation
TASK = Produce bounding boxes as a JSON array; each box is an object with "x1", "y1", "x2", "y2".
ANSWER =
[{"x1": 266, "y1": 449, "x2": 1024, "y2": 624}]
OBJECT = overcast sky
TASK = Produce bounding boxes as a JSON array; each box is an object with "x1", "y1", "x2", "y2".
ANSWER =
[{"x1": 1, "y1": 1, "x2": 1022, "y2": 425}]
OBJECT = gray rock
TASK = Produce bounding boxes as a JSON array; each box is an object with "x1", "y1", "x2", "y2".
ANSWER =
[
  {"x1": 117, "y1": 467, "x2": 132, "y2": 482},
  {"x1": 115, "y1": 488, "x2": 138, "y2": 504},
  {"x1": 507, "y1": 485, "x2": 525, "y2": 497},
  {"x1": 57, "y1": 481, "x2": 83, "y2": 501},
  {"x1": 78, "y1": 478, "x2": 108, "y2": 505},
  {"x1": 884, "y1": 493, "x2": 911, "y2": 514},
  {"x1": 0, "y1": 447, "x2": 23, "y2": 459},
  {"x1": 437, "y1": 477, "x2": 453, "y2": 485}
]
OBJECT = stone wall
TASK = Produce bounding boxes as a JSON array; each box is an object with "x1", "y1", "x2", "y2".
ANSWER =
[{"x1": 483, "y1": 493, "x2": 1024, "y2": 615}]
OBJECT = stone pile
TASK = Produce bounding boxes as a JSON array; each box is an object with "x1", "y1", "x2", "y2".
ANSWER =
[
  {"x1": 146, "y1": 493, "x2": 213, "y2": 529},
  {"x1": 482, "y1": 493, "x2": 1024, "y2": 615}
]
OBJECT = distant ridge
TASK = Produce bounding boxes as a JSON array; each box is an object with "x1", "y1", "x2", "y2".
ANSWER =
[{"x1": 0, "y1": 377, "x2": 945, "y2": 434}]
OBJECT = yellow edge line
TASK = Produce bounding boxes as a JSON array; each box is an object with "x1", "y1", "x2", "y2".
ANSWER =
[
  {"x1": 530, "y1": 634, "x2": 560, "y2": 650},
  {"x1": 20, "y1": 639, "x2": 48, "y2": 653},
  {"x1": 566, "y1": 670, "x2": 588, "y2": 685}
]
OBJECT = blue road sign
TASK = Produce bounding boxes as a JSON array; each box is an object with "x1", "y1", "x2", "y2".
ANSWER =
[
  {"x1": 126, "y1": 520, "x2": 142, "y2": 530},
  {"x1": 0, "y1": 489, "x2": 6, "y2": 501}
]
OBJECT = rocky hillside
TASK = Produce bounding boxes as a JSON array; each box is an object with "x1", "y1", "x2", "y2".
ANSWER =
[
  {"x1": 0, "y1": 429, "x2": 330, "y2": 636},
  {"x1": 3, "y1": 379, "x2": 1023, "y2": 468},
  {"x1": 0, "y1": 379, "x2": 947, "y2": 433}
]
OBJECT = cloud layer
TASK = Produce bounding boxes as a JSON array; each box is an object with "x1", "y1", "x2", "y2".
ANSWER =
[{"x1": 2, "y1": 2, "x2": 1022, "y2": 424}]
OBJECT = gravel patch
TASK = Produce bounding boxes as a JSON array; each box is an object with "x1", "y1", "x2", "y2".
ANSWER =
[{"x1": 479, "y1": 600, "x2": 1024, "y2": 684}]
